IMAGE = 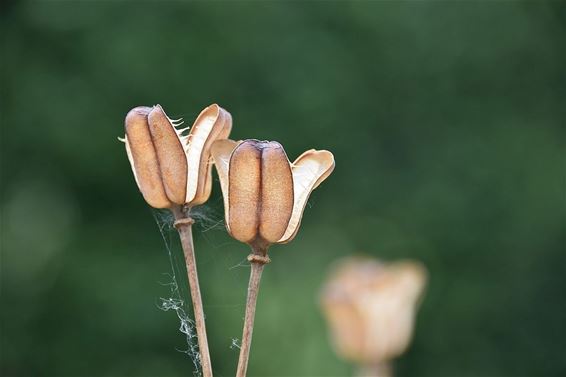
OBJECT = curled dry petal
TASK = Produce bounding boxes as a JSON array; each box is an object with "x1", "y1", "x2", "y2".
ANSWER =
[
  {"x1": 211, "y1": 139, "x2": 334, "y2": 248},
  {"x1": 123, "y1": 104, "x2": 232, "y2": 208},
  {"x1": 210, "y1": 139, "x2": 241, "y2": 233},
  {"x1": 186, "y1": 104, "x2": 232, "y2": 205},
  {"x1": 278, "y1": 149, "x2": 335, "y2": 243}
]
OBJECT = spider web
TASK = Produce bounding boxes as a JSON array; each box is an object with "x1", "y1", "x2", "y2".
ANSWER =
[
  {"x1": 152, "y1": 209, "x2": 202, "y2": 376},
  {"x1": 150, "y1": 205, "x2": 247, "y2": 377}
]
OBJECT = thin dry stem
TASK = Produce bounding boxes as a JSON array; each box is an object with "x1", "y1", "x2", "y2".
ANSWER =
[
  {"x1": 173, "y1": 206, "x2": 213, "y2": 377},
  {"x1": 235, "y1": 246, "x2": 270, "y2": 377},
  {"x1": 357, "y1": 362, "x2": 393, "y2": 377}
]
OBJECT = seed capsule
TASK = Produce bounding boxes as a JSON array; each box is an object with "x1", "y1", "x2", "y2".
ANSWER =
[
  {"x1": 211, "y1": 139, "x2": 335, "y2": 249},
  {"x1": 123, "y1": 104, "x2": 232, "y2": 208}
]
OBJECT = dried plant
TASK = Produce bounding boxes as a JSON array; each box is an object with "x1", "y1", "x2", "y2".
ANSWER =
[
  {"x1": 122, "y1": 104, "x2": 232, "y2": 377},
  {"x1": 320, "y1": 257, "x2": 428, "y2": 377},
  {"x1": 211, "y1": 139, "x2": 335, "y2": 377},
  {"x1": 123, "y1": 105, "x2": 335, "y2": 377}
]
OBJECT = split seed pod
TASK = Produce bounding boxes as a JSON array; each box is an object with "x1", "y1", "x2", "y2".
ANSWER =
[
  {"x1": 122, "y1": 104, "x2": 232, "y2": 209},
  {"x1": 320, "y1": 257, "x2": 428, "y2": 367},
  {"x1": 211, "y1": 139, "x2": 335, "y2": 251}
]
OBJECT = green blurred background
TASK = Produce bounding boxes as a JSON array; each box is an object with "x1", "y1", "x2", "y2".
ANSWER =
[{"x1": 1, "y1": 1, "x2": 565, "y2": 376}]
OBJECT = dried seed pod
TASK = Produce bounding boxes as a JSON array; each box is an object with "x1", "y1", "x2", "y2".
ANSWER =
[
  {"x1": 213, "y1": 140, "x2": 335, "y2": 377},
  {"x1": 122, "y1": 104, "x2": 232, "y2": 208},
  {"x1": 320, "y1": 257, "x2": 428, "y2": 366},
  {"x1": 211, "y1": 139, "x2": 335, "y2": 250}
]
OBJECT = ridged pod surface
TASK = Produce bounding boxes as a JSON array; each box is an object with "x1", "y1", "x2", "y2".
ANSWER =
[{"x1": 227, "y1": 140, "x2": 294, "y2": 245}]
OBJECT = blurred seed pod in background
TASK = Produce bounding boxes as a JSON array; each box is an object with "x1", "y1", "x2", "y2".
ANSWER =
[{"x1": 320, "y1": 257, "x2": 428, "y2": 377}]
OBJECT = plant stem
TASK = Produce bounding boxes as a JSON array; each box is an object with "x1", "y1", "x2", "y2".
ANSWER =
[
  {"x1": 235, "y1": 247, "x2": 270, "y2": 377},
  {"x1": 357, "y1": 362, "x2": 392, "y2": 377},
  {"x1": 173, "y1": 207, "x2": 213, "y2": 377}
]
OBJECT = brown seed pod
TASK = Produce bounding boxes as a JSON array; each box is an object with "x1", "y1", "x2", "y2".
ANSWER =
[
  {"x1": 122, "y1": 104, "x2": 232, "y2": 209},
  {"x1": 211, "y1": 139, "x2": 335, "y2": 249}
]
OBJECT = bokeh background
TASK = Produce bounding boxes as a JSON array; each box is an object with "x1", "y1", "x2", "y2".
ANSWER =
[{"x1": 1, "y1": 1, "x2": 565, "y2": 376}]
